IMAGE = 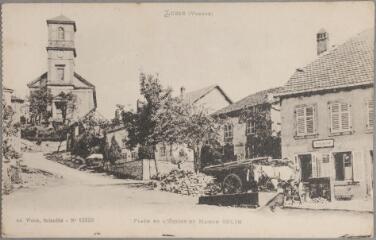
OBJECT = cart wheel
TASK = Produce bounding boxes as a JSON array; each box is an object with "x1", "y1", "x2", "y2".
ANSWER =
[{"x1": 222, "y1": 174, "x2": 242, "y2": 194}]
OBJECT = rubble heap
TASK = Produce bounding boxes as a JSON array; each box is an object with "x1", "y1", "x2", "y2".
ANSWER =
[{"x1": 157, "y1": 169, "x2": 222, "y2": 196}]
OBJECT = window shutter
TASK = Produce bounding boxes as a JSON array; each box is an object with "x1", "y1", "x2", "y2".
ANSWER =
[
  {"x1": 311, "y1": 154, "x2": 318, "y2": 178},
  {"x1": 352, "y1": 151, "x2": 364, "y2": 182},
  {"x1": 340, "y1": 103, "x2": 351, "y2": 130},
  {"x1": 306, "y1": 106, "x2": 314, "y2": 134},
  {"x1": 296, "y1": 107, "x2": 306, "y2": 136},
  {"x1": 330, "y1": 103, "x2": 340, "y2": 132},
  {"x1": 367, "y1": 100, "x2": 374, "y2": 129}
]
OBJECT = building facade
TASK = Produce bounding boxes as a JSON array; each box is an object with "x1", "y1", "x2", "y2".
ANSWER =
[
  {"x1": 278, "y1": 29, "x2": 374, "y2": 199},
  {"x1": 214, "y1": 87, "x2": 282, "y2": 161},
  {"x1": 105, "y1": 124, "x2": 139, "y2": 163},
  {"x1": 27, "y1": 15, "x2": 96, "y2": 123}
]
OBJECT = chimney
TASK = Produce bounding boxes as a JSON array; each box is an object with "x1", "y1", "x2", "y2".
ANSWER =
[
  {"x1": 317, "y1": 28, "x2": 329, "y2": 55},
  {"x1": 180, "y1": 86, "x2": 186, "y2": 98}
]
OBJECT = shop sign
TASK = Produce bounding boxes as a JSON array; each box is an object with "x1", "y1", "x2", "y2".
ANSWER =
[{"x1": 312, "y1": 139, "x2": 334, "y2": 149}]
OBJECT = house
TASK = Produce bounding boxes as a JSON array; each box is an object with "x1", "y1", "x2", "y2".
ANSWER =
[
  {"x1": 180, "y1": 85, "x2": 233, "y2": 114},
  {"x1": 213, "y1": 87, "x2": 283, "y2": 162},
  {"x1": 2, "y1": 86, "x2": 13, "y2": 106},
  {"x1": 27, "y1": 15, "x2": 96, "y2": 123},
  {"x1": 277, "y1": 29, "x2": 374, "y2": 200},
  {"x1": 154, "y1": 85, "x2": 233, "y2": 171},
  {"x1": 2, "y1": 86, "x2": 22, "y2": 153},
  {"x1": 104, "y1": 123, "x2": 138, "y2": 162},
  {"x1": 11, "y1": 96, "x2": 30, "y2": 124}
]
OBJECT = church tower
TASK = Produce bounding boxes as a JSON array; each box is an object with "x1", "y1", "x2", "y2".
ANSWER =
[
  {"x1": 46, "y1": 15, "x2": 77, "y2": 86},
  {"x1": 28, "y1": 15, "x2": 97, "y2": 124}
]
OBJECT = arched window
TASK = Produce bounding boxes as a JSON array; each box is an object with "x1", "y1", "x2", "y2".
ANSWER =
[{"x1": 58, "y1": 27, "x2": 65, "y2": 40}]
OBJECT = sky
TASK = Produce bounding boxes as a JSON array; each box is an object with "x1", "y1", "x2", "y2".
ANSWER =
[{"x1": 2, "y1": 2, "x2": 374, "y2": 118}]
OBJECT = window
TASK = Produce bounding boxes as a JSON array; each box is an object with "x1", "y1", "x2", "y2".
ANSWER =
[
  {"x1": 160, "y1": 145, "x2": 166, "y2": 157},
  {"x1": 334, "y1": 152, "x2": 353, "y2": 181},
  {"x1": 223, "y1": 124, "x2": 233, "y2": 144},
  {"x1": 329, "y1": 102, "x2": 352, "y2": 133},
  {"x1": 56, "y1": 66, "x2": 64, "y2": 81},
  {"x1": 121, "y1": 152, "x2": 128, "y2": 160},
  {"x1": 131, "y1": 151, "x2": 137, "y2": 160},
  {"x1": 58, "y1": 27, "x2": 65, "y2": 40},
  {"x1": 246, "y1": 120, "x2": 255, "y2": 135},
  {"x1": 367, "y1": 100, "x2": 374, "y2": 129},
  {"x1": 295, "y1": 105, "x2": 316, "y2": 136}
]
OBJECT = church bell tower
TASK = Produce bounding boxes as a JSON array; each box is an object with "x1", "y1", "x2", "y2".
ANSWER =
[{"x1": 46, "y1": 15, "x2": 77, "y2": 86}]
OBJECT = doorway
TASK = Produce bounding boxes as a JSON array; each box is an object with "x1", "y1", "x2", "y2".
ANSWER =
[{"x1": 299, "y1": 154, "x2": 312, "y2": 182}]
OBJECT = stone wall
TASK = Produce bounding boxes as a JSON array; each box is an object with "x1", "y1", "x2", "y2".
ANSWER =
[
  {"x1": 111, "y1": 160, "x2": 143, "y2": 180},
  {"x1": 142, "y1": 159, "x2": 194, "y2": 180}
]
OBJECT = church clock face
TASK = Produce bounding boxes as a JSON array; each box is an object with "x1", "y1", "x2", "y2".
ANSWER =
[{"x1": 57, "y1": 51, "x2": 63, "y2": 58}]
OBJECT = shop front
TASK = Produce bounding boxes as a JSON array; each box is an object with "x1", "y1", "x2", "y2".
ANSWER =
[{"x1": 294, "y1": 138, "x2": 373, "y2": 201}]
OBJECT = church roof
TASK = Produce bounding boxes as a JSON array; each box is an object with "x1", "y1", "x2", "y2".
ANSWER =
[
  {"x1": 27, "y1": 72, "x2": 47, "y2": 88},
  {"x1": 47, "y1": 15, "x2": 76, "y2": 31},
  {"x1": 27, "y1": 72, "x2": 94, "y2": 89},
  {"x1": 27, "y1": 72, "x2": 97, "y2": 108}
]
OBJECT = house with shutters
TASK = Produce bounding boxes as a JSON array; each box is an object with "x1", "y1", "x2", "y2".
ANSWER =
[
  {"x1": 277, "y1": 29, "x2": 374, "y2": 199},
  {"x1": 213, "y1": 87, "x2": 283, "y2": 162},
  {"x1": 27, "y1": 15, "x2": 97, "y2": 124}
]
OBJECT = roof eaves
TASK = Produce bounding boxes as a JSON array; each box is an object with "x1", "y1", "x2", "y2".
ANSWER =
[
  {"x1": 27, "y1": 72, "x2": 47, "y2": 88},
  {"x1": 276, "y1": 82, "x2": 374, "y2": 98}
]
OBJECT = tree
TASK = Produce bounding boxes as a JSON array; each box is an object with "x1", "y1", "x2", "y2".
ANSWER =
[
  {"x1": 71, "y1": 110, "x2": 109, "y2": 157},
  {"x1": 54, "y1": 91, "x2": 77, "y2": 124},
  {"x1": 151, "y1": 96, "x2": 222, "y2": 172},
  {"x1": 116, "y1": 72, "x2": 173, "y2": 175},
  {"x1": 120, "y1": 72, "x2": 172, "y2": 156},
  {"x1": 108, "y1": 136, "x2": 122, "y2": 163},
  {"x1": 28, "y1": 86, "x2": 53, "y2": 124},
  {"x1": 238, "y1": 104, "x2": 281, "y2": 159},
  {"x1": 51, "y1": 92, "x2": 78, "y2": 152}
]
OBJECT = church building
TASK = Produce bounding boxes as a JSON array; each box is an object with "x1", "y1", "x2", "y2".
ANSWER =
[{"x1": 27, "y1": 15, "x2": 97, "y2": 123}]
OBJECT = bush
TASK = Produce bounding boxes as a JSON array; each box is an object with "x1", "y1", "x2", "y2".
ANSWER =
[
  {"x1": 72, "y1": 132, "x2": 106, "y2": 159},
  {"x1": 21, "y1": 125, "x2": 66, "y2": 141}
]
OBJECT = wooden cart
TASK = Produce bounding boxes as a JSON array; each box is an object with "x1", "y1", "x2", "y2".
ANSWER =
[{"x1": 202, "y1": 158, "x2": 265, "y2": 194}]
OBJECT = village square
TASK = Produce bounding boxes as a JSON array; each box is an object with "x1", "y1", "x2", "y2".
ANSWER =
[{"x1": 2, "y1": 3, "x2": 374, "y2": 238}]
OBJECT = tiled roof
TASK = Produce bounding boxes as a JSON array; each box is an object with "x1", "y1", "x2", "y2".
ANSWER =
[
  {"x1": 11, "y1": 95, "x2": 25, "y2": 103},
  {"x1": 183, "y1": 85, "x2": 232, "y2": 105},
  {"x1": 3, "y1": 86, "x2": 13, "y2": 92},
  {"x1": 278, "y1": 29, "x2": 374, "y2": 97},
  {"x1": 214, "y1": 87, "x2": 283, "y2": 115},
  {"x1": 27, "y1": 72, "x2": 95, "y2": 89},
  {"x1": 27, "y1": 72, "x2": 47, "y2": 88}
]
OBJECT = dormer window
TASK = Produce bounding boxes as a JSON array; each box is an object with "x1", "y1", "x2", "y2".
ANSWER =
[{"x1": 58, "y1": 27, "x2": 65, "y2": 40}]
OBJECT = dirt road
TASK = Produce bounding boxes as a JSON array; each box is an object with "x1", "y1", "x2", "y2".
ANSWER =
[{"x1": 2, "y1": 151, "x2": 373, "y2": 238}]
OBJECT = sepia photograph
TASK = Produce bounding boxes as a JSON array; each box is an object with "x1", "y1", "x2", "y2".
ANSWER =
[{"x1": 1, "y1": 2, "x2": 374, "y2": 238}]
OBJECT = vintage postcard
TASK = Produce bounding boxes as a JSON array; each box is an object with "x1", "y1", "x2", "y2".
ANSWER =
[{"x1": 1, "y1": 2, "x2": 374, "y2": 238}]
